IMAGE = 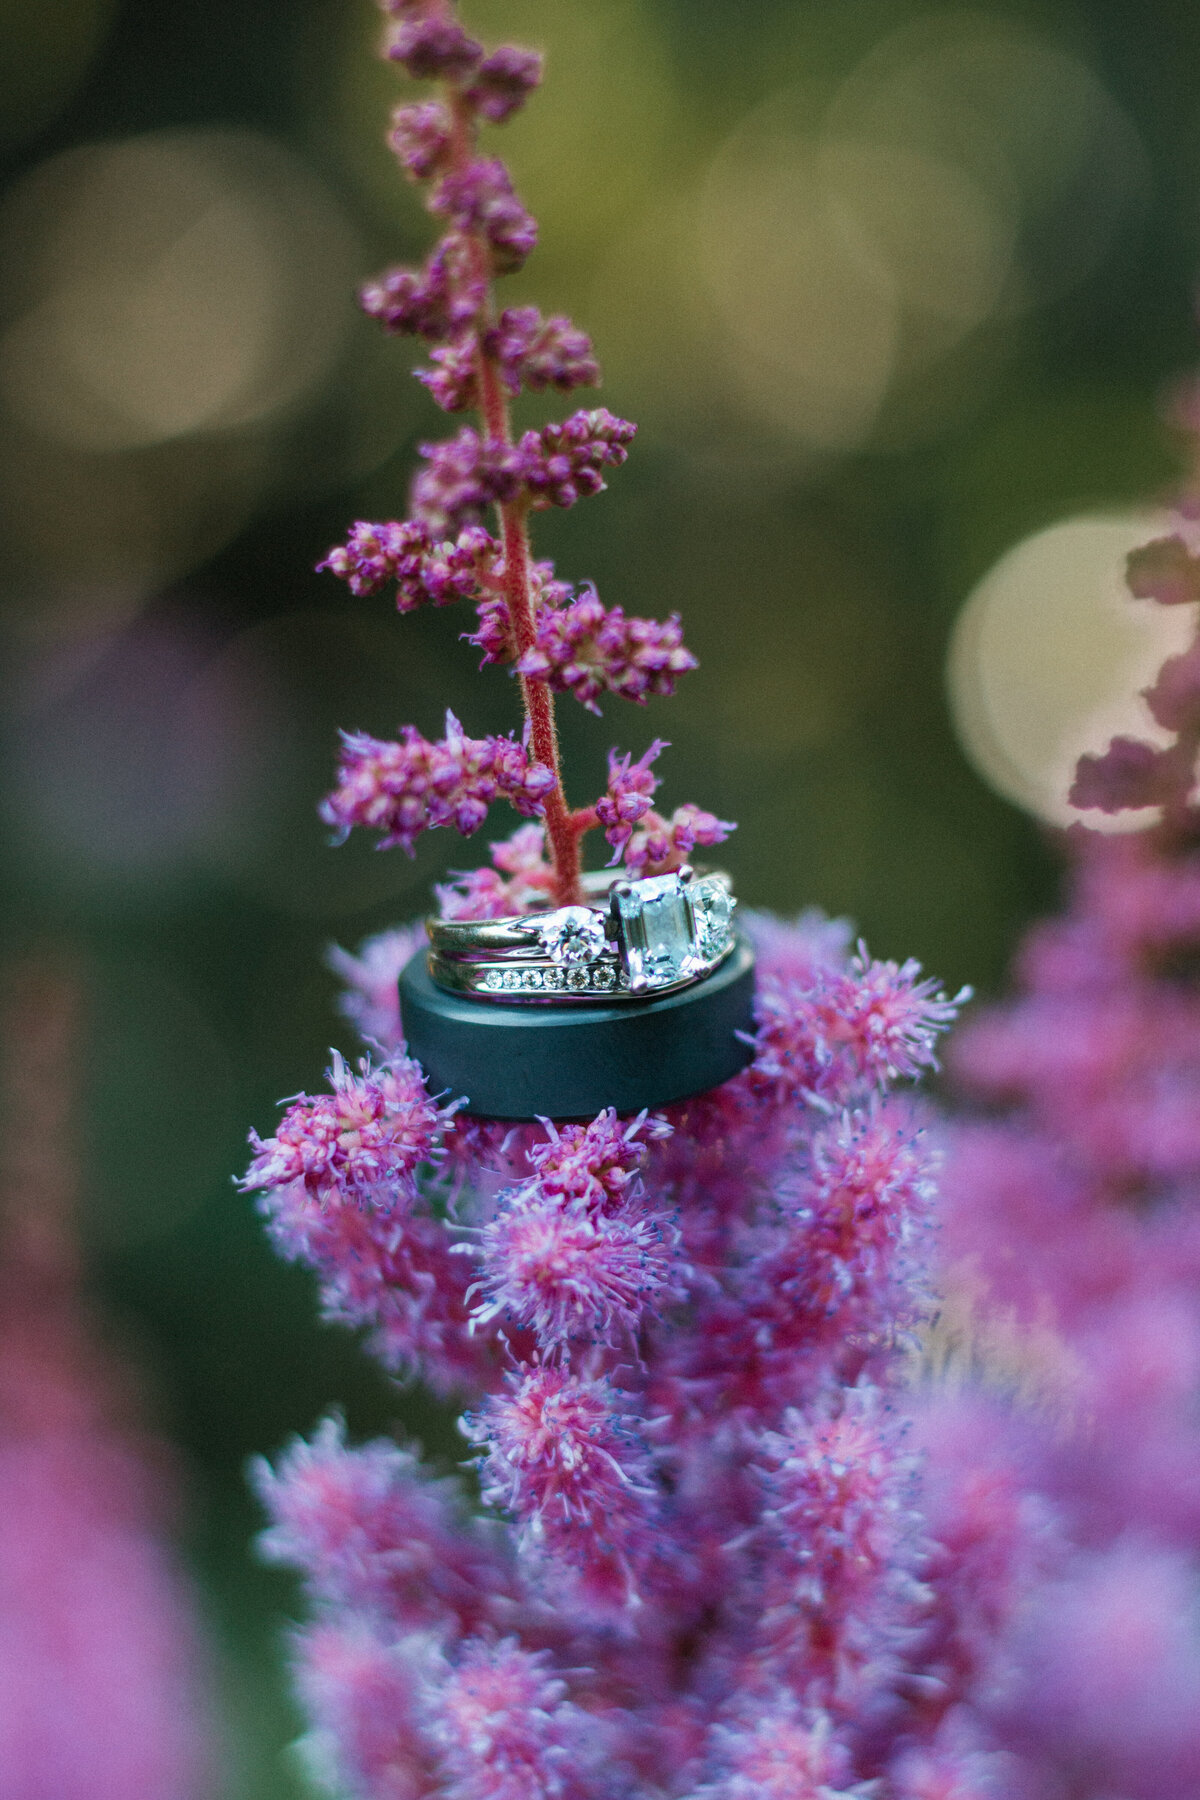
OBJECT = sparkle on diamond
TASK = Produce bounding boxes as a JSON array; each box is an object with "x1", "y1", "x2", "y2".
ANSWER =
[{"x1": 538, "y1": 906, "x2": 609, "y2": 964}]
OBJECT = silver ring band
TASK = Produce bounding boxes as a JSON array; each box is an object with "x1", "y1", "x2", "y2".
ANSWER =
[{"x1": 426, "y1": 868, "x2": 737, "y2": 1004}]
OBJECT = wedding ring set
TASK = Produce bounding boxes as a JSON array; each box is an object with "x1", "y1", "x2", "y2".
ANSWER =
[{"x1": 426, "y1": 867, "x2": 738, "y2": 1003}]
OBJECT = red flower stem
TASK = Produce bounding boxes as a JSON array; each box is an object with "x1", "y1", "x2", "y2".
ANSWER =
[{"x1": 445, "y1": 87, "x2": 581, "y2": 904}]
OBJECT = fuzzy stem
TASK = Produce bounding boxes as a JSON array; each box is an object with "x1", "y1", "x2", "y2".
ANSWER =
[{"x1": 445, "y1": 88, "x2": 581, "y2": 904}]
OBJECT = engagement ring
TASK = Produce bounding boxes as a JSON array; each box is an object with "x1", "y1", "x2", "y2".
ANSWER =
[{"x1": 426, "y1": 867, "x2": 737, "y2": 1002}]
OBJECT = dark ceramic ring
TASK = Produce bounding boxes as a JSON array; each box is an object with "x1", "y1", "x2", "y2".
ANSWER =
[{"x1": 398, "y1": 932, "x2": 756, "y2": 1120}]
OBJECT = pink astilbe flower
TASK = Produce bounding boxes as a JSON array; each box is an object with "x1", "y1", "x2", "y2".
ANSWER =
[
  {"x1": 751, "y1": 950, "x2": 968, "y2": 1109},
  {"x1": 435, "y1": 826, "x2": 558, "y2": 922},
  {"x1": 911, "y1": 374, "x2": 1200, "y2": 1795},
  {"x1": 247, "y1": 5, "x2": 995, "y2": 1792},
  {"x1": 464, "y1": 46, "x2": 543, "y2": 123},
  {"x1": 241, "y1": 1050, "x2": 446, "y2": 1211},
  {"x1": 472, "y1": 1185, "x2": 681, "y2": 1348},
  {"x1": 328, "y1": 924, "x2": 425, "y2": 1056},
  {"x1": 1070, "y1": 735, "x2": 1190, "y2": 813},
  {"x1": 771, "y1": 1106, "x2": 937, "y2": 1349},
  {"x1": 320, "y1": 714, "x2": 555, "y2": 852},
  {"x1": 593, "y1": 740, "x2": 667, "y2": 852},
  {"x1": 0, "y1": 962, "x2": 214, "y2": 1800},
  {"x1": 517, "y1": 408, "x2": 637, "y2": 510},
  {"x1": 485, "y1": 307, "x2": 599, "y2": 396},
  {"x1": 430, "y1": 157, "x2": 537, "y2": 274},
  {"x1": 620, "y1": 801, "x2": 736, "y2": 876},
  {"x1": 1126, "y1": 531, "x2": 1200, "y2": 605},
  {"x1": 517, "y1": 586, "x2": 697, "y2": 712},
  {"x1": 290, "y1": 1621, "x2": 438, "y2": 1800},
  {"x1": 1069, "y1": 494, "x2": 1200, "y2": 821},
  {"x1": 526, "y1": 1108, "x2": 670, "y2": 1211},
  {"x1": 318, "y1": 520, "x2": 495, "y2": 610},
  {"x1": 465, "y1": 1365, "x2": 657, "y2": 1570},
  {"x1": 361, "y1": 237, "x2": 484, "y2": 340},
  {"x1": 691, "y1": 1709, "x2": 866, "y2": 1800},
  {"x1": 431, "y1": 1639, "x2": 599, "y2": 1800},
  {"x1": 314, "y1": 0, "x2": 715, "y2": 900},
  {"x1": 254, "y1": 905, "x2": 967, "y2": 1780},
  {"x1": 753, "y1": 1392, "x2": 923, "y2": 1704},
  {"x1": 386, "y1": 16, "x2": 483, "y2": 83},
  {"x1": 258, "y1": 1178, "x2": 495, "y2": 1393},
  {"x1": 254, "y1": 1417, "x2": 505, "y2": 1634},
  {"x1": 411, "y1": 429, "x2": 525, "y2": 534},
  {"x1": 387, "y1": 99, "x2": 453, "y2": 180}
]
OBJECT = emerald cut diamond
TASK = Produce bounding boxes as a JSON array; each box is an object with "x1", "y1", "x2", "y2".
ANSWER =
[{"x1": 612, "y1": 873, "x2": 703, "y2": 994}]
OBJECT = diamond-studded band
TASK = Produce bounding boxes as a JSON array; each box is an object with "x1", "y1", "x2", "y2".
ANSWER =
[{"x1": 425, "y1": 868, "x2": 737, "y2": 1004}]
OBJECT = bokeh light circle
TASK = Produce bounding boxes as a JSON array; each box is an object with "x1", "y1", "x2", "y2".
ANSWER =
[
  {"x1": 698, "y1": 109, "x2": 900, "y2": 452},
  {"x1": 0, "y1": 129, "x2": 359, "y2": 454},
  {"x1": 948, "y1": 514, "x2": 1197, "y2": 827},
  {"x1": 824, "y1": 14, "x2": 1149, "y2": 312}
]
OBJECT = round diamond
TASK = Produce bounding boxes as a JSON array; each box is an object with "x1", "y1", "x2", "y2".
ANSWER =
[
  {"x1": 592, "y1": 964, "x2": 615, "y2": 990},
  {"x1": 566, "y1": 965, "x2": 590, "y2": 990},
  {"x1": 538, "y1": 906, "x2": 608, "y2": 965},
  {"x1": 481, "y1": 969, "x2": 504, "y2": 992},
  {"x1": 542, "y1": 966, "x2": 565, "y2": 990}
]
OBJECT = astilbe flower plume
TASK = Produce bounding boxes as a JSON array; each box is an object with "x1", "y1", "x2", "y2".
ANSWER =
[
  {"x1": 240, "y1": 4, "x2": 1006, "y2": 1795},
  {"x1": 249, "y1": 902, "x2": 972, "y2": 1788},
  {"x1": 313, "y1": 0, "x2": 722, "y2": 902},
  {"x1": 0, "y1": 962, "x2": 214, "y2": 1800},
  {"x1": 919, "y1": 361, "x2": 1200, "y2": 1798}
]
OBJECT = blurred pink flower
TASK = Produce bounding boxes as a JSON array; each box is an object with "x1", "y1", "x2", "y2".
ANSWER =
[{"x1": 0, "y1": 963, "x2": 214, "y2": 1800}]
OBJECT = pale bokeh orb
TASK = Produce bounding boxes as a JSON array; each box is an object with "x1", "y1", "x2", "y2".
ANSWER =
[
  {"x1": 825, "y1": 14, "x2": 1149, "y2": 312},
  {"x1": 0, "y1": 129, "x2": 358, "y2": 454},
  {"x1": 697, "y1": 116, "x2": 901, "y2": 453},
  {"x1": 947, "y1": 514, "x2": 1197, "y2": 827}
]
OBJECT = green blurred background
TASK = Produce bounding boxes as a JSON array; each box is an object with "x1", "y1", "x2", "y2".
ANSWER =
[{"x1": 1, "y1": 0, "x2": 1198, "y2": 1790}]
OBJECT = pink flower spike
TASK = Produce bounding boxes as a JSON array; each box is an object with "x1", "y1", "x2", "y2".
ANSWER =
[
  {"x1": 431, "y1": 157, "x2": 537, "y2": 275},
  {"x1": 290, "y1": 1622, "x2": 438, "y2": 1800},
  {"x1": 1144, "y1": 641, "x2": 1200, "y2": 732},
  {"x1": 436, "y1": 824, "x2": 557, "y2": 920},
  {"x1": 411, "y1": 427, "x2": 525, "y2": 535},
  {"x1": 1070, "y1": 736, "x2": 1193, "y2": 813},
  {"x1": 829, "y1": 947, "x2": 970, "y2": 1087},
  {"x1": 433, "y1": 1639, "x2": 598, "y2": 1800},
  {"x1": 318, "y1": 519, "x2": 496, "y2": 611},
  {"x1": 526, "y1": 1108, "x2": 670, "y2": 1211},
  {"x1": 387, "y1": 100, "x2": 453, "y2": 180},
  {"x1": 240, "y1": 1051, "x2": 446, "y2": 1212},
  {"x1": 473, "y1": 1183, "x2": 681, "y2": 1349},
  {"x1": 620, "y1": 800, "x2": 735, "y2": 876},
  {"x1": 253, "y1": 1416, "x2": 501, "y2": 1632},
  {"x1": 755, "y1": 1388, "x2": 922, "y2": 1698},
  {"x1": 484, "y1": 307, "x2": 599, "y2": 398},
  {"x1": 465, "y1": 1365, "x2": 657, "y2": 1569},
  {"x1": 416, "y1": 338, "x2": 481, "y2": 413},
  {"x1": 517, "y1": 408, "x2": 637, "y2": 510},
  {"x1": 593, "y1": 739, "x2": 667, "y2": 853},
  {"x1": 319, "y1": 713, "x2": 554, "y2": 852},
  {"x1": 490, "y1": 821, "x2": 554, "y2": 883},
  {"x1": 464, "y1": 46, "x2": 544, "y2": 123},
  {"x1": 1126, "y1": 534, "x2": 1200, "y2": 605},
  {"x1": 517, "y1": 586, "x2": 697, "y2": 712},
  {"x1": 328, "y1": 923, "x2": 425, "y2": 1055},
  {"x1": 698, "y1": 1709, "x2": 866, "y2": 1800},
  {"x1": 360, "y1": 236, "x2": 485, "y2": 340},
  {"x1": 386, "y1": 16, "x2": 482, "y2": 81}
]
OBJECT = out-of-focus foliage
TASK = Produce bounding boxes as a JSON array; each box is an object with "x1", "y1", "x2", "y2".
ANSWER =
[{"x1": 1, "y1": 0, "x2": 1198, "y2": 1791}]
